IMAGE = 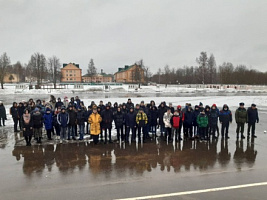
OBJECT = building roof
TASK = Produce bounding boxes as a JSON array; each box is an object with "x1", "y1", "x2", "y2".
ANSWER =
[
  {"x1": 82, "y1": 73, "x2": 113, "y2": 78},
  {"x1": 114, "y1": 64, "x2": 143, "y2": 74},
  {"x1": 62, "y1": 63, "x2": 80, "y2": 69}
]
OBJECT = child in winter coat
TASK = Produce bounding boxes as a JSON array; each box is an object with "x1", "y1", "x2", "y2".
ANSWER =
[
  {"x1": 193, "y1": 105, "x2": 200, "y2": 138},
  {"x1": 163, "y1": 108, "x2": 173, "y2": 142},
  {"x1": 170, "y1": 110, "x2": 182, "y2": 141},
  {"x1": 0, "y1": 101, "x2": 7, "y2": 126},
  {"x1": 43, "y1": 108, "x2": 54, "y2": 140},
  {"x1": 32, "y1": 107, "x2": 44, "y2": 143},
  {"x1": 125, "y1": 107, "x2": 137, "y2": 142},
  {"x1": 57, "y1": 107, "x2": 69, "y2": 142},
  {"x1": 197, "y1": 110, "x2": 209, "y2": 140},
  {"x1": 219, "y1": 104, "x2": 232, "y2": 139},
  {"x1": 88, "y1": 107, "x2": 102, "y2": 144},
  {"x1": 10, "y1": 102, "x2": 20, "y2": 132},
  {"x1": 210, "y1": 104, "x2": 219, "y2": 139},
  {"x1": 184, "y1": 106, "x2": 194, "y2": 139},
  {"x1": 67, "y1": 105, "x2": 77, "y2": 140},
  {"x1": 136, "y1": 108, "x2": 148, "y2": 143},
  {"x1": 22, "y1": 109, "x2": 33, "y2": 146},
  {"x1": 114, "y1": 107, "x2": 125, "y2": 142},
  {"x1": 77, "y1": 106, "x2": 87, "y2": 140},
  {"x1": 149, "y1": 106, "x2": 158, "y2": 138}
]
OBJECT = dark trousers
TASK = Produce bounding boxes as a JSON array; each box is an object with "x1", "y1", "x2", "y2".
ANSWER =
[
  {"x1": 24, "y1": 136, "x2": 32, "y2": 146},
  {"x1": 0, "y1": 118, "x2": 5, "y2": 126},
  {"x1": 116, "y1": 126, "x2": 124, "y2": 141},
  {"x1": 92, "y1": 135, "x2": 99, "y2": 144},
  {"x1": 46, "y1": 129, "x2": 52, "y2": 139},
  {"x1": 127, "y1": 127, "x2": 136, "y2": 141},
  {"x1": 221, "y1": 123, "x2": 229, "y2": 137},
  {"x1": 104, "y1": 128, "x2": 112, "y2": 142},
  {"x1": 236, "y1": 123, "x2": 245, "y2": 137},
  {"x1": 193, "y1": 125, "x2": 199, "y2": 137},
  {"x1": 210, "y1": 125, "x2": 218, "y2": 137},
  {"x1": 184, "y1": 125, "x2": 193, "y2": 138},
  {"x1": 68, "y1": 125, "x2": 76, "y2": 139},
  {"x1": 13, "y1": 118, "x2": 18, "y2": 131},
  {"x1": 165, "y1": 127, "x2": 172, "y2": 140},
  {"x1": 150, "y1": 125, "x2": 157, "y2": 135},
  {"x1": 199, "y1": 127, "x2": 207, "y2": 139},
  {"x1": 137, "y1": 126, "x2": 145, "y2": 142},
  {"x1": 247, "y1": 122, "x2": 256, "y2": 136},
  {"x1": 172, "y1": 127, "x2": 181, "y2": 140},
  {"x1": 55, "y1": 125, "x2": 61, "y2": 136}
]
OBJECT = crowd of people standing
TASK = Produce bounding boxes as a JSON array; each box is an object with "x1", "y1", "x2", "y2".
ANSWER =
[{"x1": 1, "y1": 95, "x2": 259, "y2": 146}]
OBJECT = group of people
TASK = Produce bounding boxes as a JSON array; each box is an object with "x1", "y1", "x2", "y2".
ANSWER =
[{"x1": 4, "y1": 95, "x2": 259, "y2": 146}]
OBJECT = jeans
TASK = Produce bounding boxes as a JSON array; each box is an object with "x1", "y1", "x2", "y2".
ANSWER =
[
  {"x1": 13, "y1": 117, "x2": 18, "y2": 131},
  {"x1": 79, "y1": 124, "x2": 85, "y2": 139},
  {"x1": 60, "y1": 127, "x2": 67, "y2": 140},
  {"x1": 68, "y1": 125, "x2": 75, "y2": 139},
  {"x1": 247, "y1": 122, "x2": 256, "y2": 136},
  {"x1": 221, "y1": 123, "x2": 229, "y2": 137}
]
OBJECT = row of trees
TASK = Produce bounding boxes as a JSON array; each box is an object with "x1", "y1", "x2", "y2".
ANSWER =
[
  {"x1": 150, "y1": 52, "x2": 267, "y2": 85},
  {"x1": 0, "y1": 52, "x2": 61, "y2": 89}
]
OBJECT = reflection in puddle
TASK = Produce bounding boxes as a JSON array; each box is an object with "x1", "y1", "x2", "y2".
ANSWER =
[{"x1": 12, "y1": 138, "x2": 257, "y2": 177}]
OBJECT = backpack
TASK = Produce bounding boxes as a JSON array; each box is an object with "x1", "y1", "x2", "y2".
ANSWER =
[{"x1": 172, "y1": 115, "x2": 180, "y2": 128}]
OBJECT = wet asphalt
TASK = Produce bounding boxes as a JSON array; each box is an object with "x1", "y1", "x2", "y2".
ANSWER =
[{"x1": 0, "y1": 109, "x2": 267, "y2": 200}]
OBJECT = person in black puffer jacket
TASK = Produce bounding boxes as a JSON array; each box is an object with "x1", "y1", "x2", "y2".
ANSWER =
[
  {"x1": 219, "y1": 104, "x2": 232, "y2": 139},
  {"x1": 247, "y1": 104, "x2": 259, "y2": 138},
  {"x1": 114, "y1": 107, "x2": 125, "y2": 142},
  {"x1": 101, "y1": 104, "x2": 114, "y2": 144},
  {"x1": 235, "y1": 102, "x2": 247, "y2": 139},
  {"x1": 0, "y1": 101, "x2": 7, "y2": 127},
  {"x1": 125, "y1": 107, "x2": 137, "y2": 142},
  {"x1": 67, "y1": 105, "x2": 77, "y2": 140},
  {"x1": 10, "y1": 102, "x2": 20, "y2": 132}
]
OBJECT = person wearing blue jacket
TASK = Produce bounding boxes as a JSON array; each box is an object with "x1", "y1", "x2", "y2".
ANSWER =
[
  {"x1": 125, "y1": 107, "x2": 137, "y2": 142},
  {"x1": 192, "y1": 105, "x2": 200, "y2": 139},
  {"x1": 57, "y1": 107, "x2": 69, "y2": 142},
  {"x1": 77, "y1": 106, "x2": 87, "y2": 140},
  {"x1": 184, "y1": 106, "x2": 194, "y2": 139},
  {"x1": 247, "y1": 104, "x2": 259, "y2": 138},
  {"x1": 219, "y1": 104, "x2": 232, "y2": 139},
  {"x1": 43, "y1": 108, "x2": 53, "y2": 140}
]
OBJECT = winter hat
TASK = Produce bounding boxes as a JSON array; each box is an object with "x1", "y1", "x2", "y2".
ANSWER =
[
  {"x1": 141, "y1": 100, "x2": 144, "y2": 103},
  {"x1": 177, "y1": 105, "x2": 181, "y2": 110},
  {"x1": 205, "y1": 105, "x2": 210, "y2": 110},
  {"x1": 195, "y1": 105, "x2": 199, "y2": 109},
  {"x1": 251, "y1": 104, "x2": 256, "y2": 107},
  {"x1": 212, "y1": 104, "x2": 216, "y2": 108},
  {"x1": 223, "y1": 104, "x2": 228, "y2": 108},
  {"x1": 64, "y1": 96, "x2": 68, "y2": 99},
  {"x1": 34, "y1": 107, "x2": 39, "y2": 112},
  {"x1": 199, "y1": 102, "x2": 203, "y2": 106},
  {"x1": 46, "y1": 108, "x2": 51, "y2": 112},
  {"x1": 239, "y1": 102, "x2": 245, "y2": 106}
]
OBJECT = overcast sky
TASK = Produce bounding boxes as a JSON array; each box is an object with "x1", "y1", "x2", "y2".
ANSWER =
[{"x1": 1, "y1": 0, "x2": 267, "y2": 74}]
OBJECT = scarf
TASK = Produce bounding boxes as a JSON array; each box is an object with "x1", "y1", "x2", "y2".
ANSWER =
[{"x1": 23, "y1": 113, "x2": 31, "y2": 124}]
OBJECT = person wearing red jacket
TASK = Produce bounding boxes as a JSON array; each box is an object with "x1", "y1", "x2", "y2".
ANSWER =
[{"x1": 170, "y1": 110, "x2": 182, "y2": 141}]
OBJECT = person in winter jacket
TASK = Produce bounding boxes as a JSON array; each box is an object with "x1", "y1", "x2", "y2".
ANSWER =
[
  {"x1": 193, "y1": 105, "x2": 200, "y2": 138},
  {"x1": 114, "y1": 107, "x2": 125, "y2": 142},
  {"x1": 21, "y1": 108, "x2": 33, "y2": 146},
  {"x1": 77, "y1": 106, "x2": 87, "y2": 140},
  {"x1": 88, "y1": 107, "x2": 102, "y2": 144},
  {"x1": 10, "y1": 102, "x2": 20, "y2": 132},
  {"x1": 210, "y1": 104, "x2": 219, "y2": 139},
  {"x1": 247, "y1": 104, "x2": 259, "y2": 138},
  {"x1": 158, "y1": 102, "x2": 167, "y2": 137},
  {"x1": 170, "y1": 110, "x2": 182, "y2": 141},
  {"x1": 184, "y1": 106, "x2": 194, "y2": 139},
  {"x1": 101, "y1": 104, "x2": 114, "y2": 144},
  {"x1": 53, "y1": 108, "x2": 61, "y2": 139},
  {"x1": 55, "y1": 98, "x2": 64, "y2": 110},
  {"x1": 235, "y1": 102, "x2": 247, "y2": 139},
  {"x1": 67, "y1": 105, "x2": 77, "y2": 140},
  {"x1": 0, "y1": 101, "x2": 7, "y2": 126},
  {"x1": 219, "y1": 104, "x2": 232, "y2": 139},
  {"x1": 32, "y1": 107, "x2": 44, "y2": 143},
  {"x1": 205, "y1": 105, "x2": 211, "y2": 138},
  {"x1": 177, "y1": 105, "x2": 184, "y2": 137},
  {"x1": 126, "y1": 98, "x2": 134, "y2": 112},
  {"x1": 197, "y1": 110, "x2": 209, "y2": 140},
  {"x1": 43, "y1": 108, "x2": 54, "y2": 140},
  {"x1": 125, "y1": 107, "x2": 137, "y2": 142},
  {"x1": 17, "y1": 102, "x2": 25, "y2": 130},
  {"x1": 63, "y1": 96, "x2": 69, "y2": 108},
  {"x1": 168, "y1": 103, "x2": 175, "y2": 114},
  {"x1": 163, "y1": 108, "x2": 173, "y2": 142},
  {"x1": 149, "y1": 106, "x2": 158, "y2": 137},
  {"x1": 57, "y1": 108, "x2": 69, "y2": 142},
  {"x1": 136, "y1": 108, "x2": 148, "y2": 143}
]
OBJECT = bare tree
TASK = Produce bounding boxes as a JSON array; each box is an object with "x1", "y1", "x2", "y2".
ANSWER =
[
  {"x1": 47, "y1": 56, "x2": 61, "y2": 88},
  {"x1": 196, "y1": 52, "x2": 208, "y2": 84},
  {"x1": 207, "y1": 54, "x2": 217, "y2": 84},
  {"x1": 136, "y1": 59, "x2": 151, "y2": 84},
  {"x1": 0, "y1": 52, "x2": 11, "y2": 89},
  {"x1": 27, "y1": 53, "x2": 46, "y2": 86}
]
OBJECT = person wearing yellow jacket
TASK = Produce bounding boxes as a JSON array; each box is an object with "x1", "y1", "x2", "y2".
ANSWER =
[
  {"x1": 88, "y1": 107, "x2": 102, "y2": 144},
  {"x1": 136, "y1": 108, "x2": 148, "y2": 143}
]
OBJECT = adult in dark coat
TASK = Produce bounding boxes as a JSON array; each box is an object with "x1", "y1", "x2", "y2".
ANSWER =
[
  {"x1": 125, "y1": 107, "x2": 137, "y2": 142},
  {"x1": 0, "y1": 101, "x2": 7, "y2": 126},
  {"x1": 55, "y1": 98, "x2": 64, "y2": 109},
  {"x1": 77, "y1": 106, "x2": 87, "y2": 140},
  {"x1": 210, "y1": 104, "x2": 219, "y2": 139},
  {"x1": 126, "y1": 98, "x2": 134, "y2": 112},
  {"x1": 10, "y1": 102, "x2": 20, "y2": 132},
  {"x1": 101, "y1": 105, "x2": 114, "y2": 143},
  {"x1": 32, "y1": 108, "x2": 44, "y2": 143},
  {"x1": 43, "y1": 108, "x2": 53, "y2": 140},
  {"x1": 21, "y1": 109, "x2": 33, "y2": 146},
  {"x1": 247, "y1": 104, "x2": 259, "y2": 138},
  {"x1": 235, "y1": 102, "x2": 247, "y2": 139},
  {"x1": 192, "y1": 105, "x2": 200, "y2": 138}
]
